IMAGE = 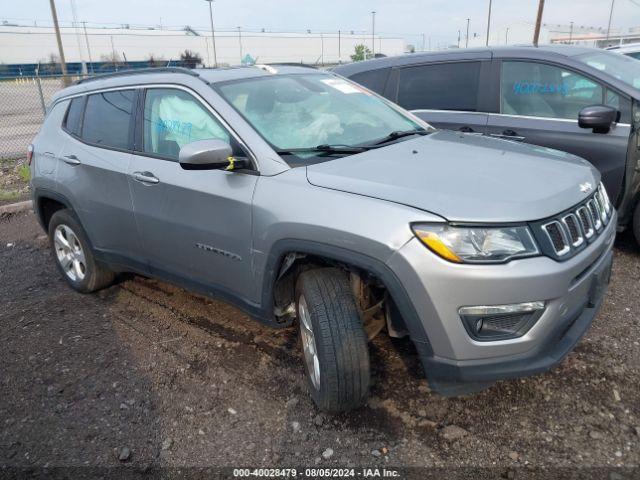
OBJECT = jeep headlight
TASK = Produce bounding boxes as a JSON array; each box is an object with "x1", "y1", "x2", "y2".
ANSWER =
[{"x1": 412, "y1": 224, "x2": 539, "y2": 264}]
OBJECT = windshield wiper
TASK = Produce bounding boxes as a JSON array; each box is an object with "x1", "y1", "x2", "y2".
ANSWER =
[
  {"x1": 369, "y1": 129, "x2": 430, "y2": 146},
  {"x1": 276, "y1": 144, "x2": 371, "y2": 155}
]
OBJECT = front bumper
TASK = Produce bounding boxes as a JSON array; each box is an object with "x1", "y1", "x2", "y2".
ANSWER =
[{"x1": 387, "y1": 212, "x2": 616, "y2": 396}]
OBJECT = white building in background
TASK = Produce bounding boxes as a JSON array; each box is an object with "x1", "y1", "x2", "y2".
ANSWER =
[
  {"x1": 0, "y1": 25, "x2": 405, "y2": 66},
  {"x1": 463, "y1": 21, "x2": 640, "y2": 49}
]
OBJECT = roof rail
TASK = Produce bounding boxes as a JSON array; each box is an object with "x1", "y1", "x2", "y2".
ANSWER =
[
  {"x1": 266, "y1": 62, "x2": 317, "y2": 69},
  {"x1": 74, "y1": 67, "x2": 200, "y2": 85}
]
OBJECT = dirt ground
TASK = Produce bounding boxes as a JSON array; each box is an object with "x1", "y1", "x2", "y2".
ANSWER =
[{"x1": 1, "y1": 211, "x2": 639, "y2": 479}]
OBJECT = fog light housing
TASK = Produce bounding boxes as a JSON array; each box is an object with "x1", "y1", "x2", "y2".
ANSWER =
[{"x1": 459, "y1": 301, "x2": 545, "y2": 341}]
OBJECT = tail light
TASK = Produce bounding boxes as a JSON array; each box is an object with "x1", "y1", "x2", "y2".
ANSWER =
[{"x1": 27, "y1": 144, "x2": 34, "y2": 165}]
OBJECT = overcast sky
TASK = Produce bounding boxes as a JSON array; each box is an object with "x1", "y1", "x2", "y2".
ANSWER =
[{"x1": 3, "y1": 0, "x2": 640, "y2": 47}]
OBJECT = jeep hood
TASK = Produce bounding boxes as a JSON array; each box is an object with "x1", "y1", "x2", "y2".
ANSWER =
[{"x1": 305, "y1": 130, "x2": 600, "y2": 223}]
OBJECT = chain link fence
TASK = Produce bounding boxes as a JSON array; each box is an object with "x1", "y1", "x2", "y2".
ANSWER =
[{"x1": 0, "y1": 74, "x2": 84, "y2": 160}]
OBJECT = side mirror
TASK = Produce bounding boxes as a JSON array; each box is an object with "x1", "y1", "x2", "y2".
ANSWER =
[
  {"x1": 578, "y1": 105, "x2": 619, "y2": 133},
  {"x1": 178, "y1": 139, "x2": 246, "y2": 170}
]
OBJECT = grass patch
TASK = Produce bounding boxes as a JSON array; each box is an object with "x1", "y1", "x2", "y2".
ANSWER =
[
  {"x1": 0, "y1": 190, "x2": 22, "y2": 202},
  {"x1": 17, "y1": 164, "x2": 30, "y2": 182}
]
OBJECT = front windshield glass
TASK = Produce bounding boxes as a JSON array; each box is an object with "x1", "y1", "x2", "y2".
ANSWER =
[
  {"x1": 216, "y1": 73, "x2": 425, "y2": 155},
  {"x1": 575, "y1": 51, "x2": 640, "y2": 89}
]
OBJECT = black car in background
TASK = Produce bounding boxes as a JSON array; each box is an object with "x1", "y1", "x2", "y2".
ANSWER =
[{"x1": 334, "y1": 46, "x2": 640, "y2": 245}]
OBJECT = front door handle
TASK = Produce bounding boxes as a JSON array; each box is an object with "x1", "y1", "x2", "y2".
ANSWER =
[
  {"x1": 490, "y1": 129, "x2": 525, "y2": 142},
  {"x1": 62, "y1": 154, "x2": 81, "y2": 165},
  {"x1": 132, "y1": 171, "x2": 160, "y2": 184}
]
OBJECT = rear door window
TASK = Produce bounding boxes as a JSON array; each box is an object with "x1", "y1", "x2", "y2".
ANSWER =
[
  {"x1": 81, "y1": 90, "x2": 135, "y2": 150},
  {"x1": 348, "y1": 68, "x2": 391, "y2": 95},
  {"x1": 397, "y1": 61, "x2": 482, "y2": 111},
  {"x1": 500, "y1": 61, "x2": 604, "y2": 120}
]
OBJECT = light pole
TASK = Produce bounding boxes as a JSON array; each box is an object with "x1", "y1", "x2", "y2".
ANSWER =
[
  {"x1": 569, "y1": 21, "x2": 574, "y2": 44},
  {"x1": 205, "y1": 0, "x2": 218, "y2": 67},
  {"x1": 485, "y1": 0, "x2": 492, "y2": 46},
  {"x1": 606, "y1": 0, "x2": 615, "y2": 42},
  {"x1": 48, "y1": 0, "x2": 69, "y2": 83},
  {"x1": 238, "y1": 26, "x2": 243, "y2": 64},
  {"x1": 533, "y1": 0, "x2": 545, "y2": 46},
  {"x1": 371, "y1": 11, "x2": 376, "y2": 57},
  {"x1": 465, "y1": 18, "x2": 470, "y2": 48},
  {"x1": 82, "y1": 21, "x2": 94, "y2": 73},
  {"x1": 505, "y1": 27, "x2": 509, "y2": 45}
]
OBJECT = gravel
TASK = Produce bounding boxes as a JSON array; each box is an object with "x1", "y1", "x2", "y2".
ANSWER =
[{"x1": 1, "y1": 211, "x2": 639, "y2": 471}]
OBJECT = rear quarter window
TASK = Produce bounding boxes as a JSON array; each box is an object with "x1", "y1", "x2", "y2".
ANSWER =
[
  {"x1": 348, "y1": 68, "x2": 391, "y2": 95},
  {"x1": 63, "y1": 96, "x2": 85, "y2": 136}
]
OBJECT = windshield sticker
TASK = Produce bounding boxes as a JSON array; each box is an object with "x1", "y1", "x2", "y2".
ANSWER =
[
  {"x1": 321, "y1": 78, "x2": 367, "y2": 94},
  {"x1": 512, "y1": 81, "x2": 569, "y2": 95}
]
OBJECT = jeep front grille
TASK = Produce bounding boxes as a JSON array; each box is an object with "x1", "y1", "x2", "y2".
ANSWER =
[{"x1": 537, "y1": 185, "x2": 613, "y2": 260}]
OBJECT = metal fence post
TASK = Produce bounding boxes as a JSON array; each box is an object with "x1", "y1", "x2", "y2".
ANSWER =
[{"x1": 35, "y1": 74, "x2": 47, "y2": 116}]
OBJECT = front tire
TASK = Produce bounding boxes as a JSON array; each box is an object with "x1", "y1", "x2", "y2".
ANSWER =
[
  {"x1": 48, "y1": 209, "x2": 115, "y2": 293},
  {"x1": 295, "y1": 268, "x2": 370, "y2": 412}
]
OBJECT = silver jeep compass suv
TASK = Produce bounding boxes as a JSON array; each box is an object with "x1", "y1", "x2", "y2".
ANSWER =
[{"x1": 30, "y1": 66, "x2": 616, "y2": 412}]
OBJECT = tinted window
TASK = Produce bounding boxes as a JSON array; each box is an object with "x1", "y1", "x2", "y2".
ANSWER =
[
  {"x1": 143, "y1": 88, "x2": 232, "y2": 160},
  {"x1": 501, "y1": 61, "x2": 604, "y2": 120},
  {"x1": 64, "y1": 97, "x2": 84, "y2": 135},
  {"x1": 397, "y1": 62, "x2": 481, "y2": 111},
  {"x1": 82, "y1": 90, "x2": 134, "y2": 149},
  {"x1": 349, "y1": 68, "x2": 391, "y2": 94}
]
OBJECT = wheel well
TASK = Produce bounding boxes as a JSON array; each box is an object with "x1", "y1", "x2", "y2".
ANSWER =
[
  {"x1": 272, "y1": 252, "x2": 409, "y2": 338},
  {"x1": 37, "y1": 197, "x2": 67, "y2": 231}
]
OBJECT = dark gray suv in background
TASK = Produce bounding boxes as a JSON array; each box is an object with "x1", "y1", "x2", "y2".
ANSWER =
[{"x1": 334, "y1": 45, "x2": 640, "y2": 245}]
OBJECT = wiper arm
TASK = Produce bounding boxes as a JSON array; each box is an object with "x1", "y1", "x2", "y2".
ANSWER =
[
  {"x1": 276, "y1": 144, "x2": 370, "y2": 155},
  {"x1": 370, "y1": 129, "x2": 429, "y2": 146}
]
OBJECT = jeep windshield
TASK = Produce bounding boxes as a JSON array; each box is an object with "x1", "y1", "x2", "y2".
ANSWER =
[
  {"x1": 216, "y1": 73, "x2": 430, "y2": 165},
  {"x1": 575, "y1": 50, "x2": 640, "y2": 90}
]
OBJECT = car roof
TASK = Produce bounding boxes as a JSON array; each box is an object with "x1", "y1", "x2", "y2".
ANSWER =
[
  {"x1": 50, "y1": 64, "x2": 324, "y2": 104},
  {"x1": 332, "y1": 44, "x2": 603, "y2": 76}
]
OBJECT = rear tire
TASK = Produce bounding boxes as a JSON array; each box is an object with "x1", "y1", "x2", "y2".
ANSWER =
[
  {"x1": 295, "y1": 268, "x2": 370, "y2": 412},
  {"x1": 48, "y1": 209, "x2": 115, "y2": 293}
]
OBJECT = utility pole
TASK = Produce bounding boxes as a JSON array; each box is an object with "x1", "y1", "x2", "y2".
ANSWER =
[
  {"x1": 48, "y1": 0, "x2": 69, "y2": 83},
  {"x1": 568, "y1": 21, "x2": 574, "y2": 44},
  {"x1": 606, "y1": 0, "x2": 615, "y2": 42},
  {"x1": 422, "y1": 33, "x2": 426, "y2": 51},
  {"x1": 533, "y1": 0, "x2": 545, "y2": 46},
  {"x1": 457, "y1": 30, "x2": 461, "y2": 48},
  {"x1": 205, "y1": 0, "x2": 218, "y2": 67},
  {"x1": 338, "y1": 30, "x2": 341, "y2": 63},
  {"x1": 238, "y1": 27, "x2": 243, "y2": 64},
  {"x1": 371, "y1": 11, "x2": 376, "y2": 57},
  {"x1": 81, "y1": 21, "x2": 94, "y2": 74},
  {"x1": 486, "y1": 0, "x2": 492, "y2": 46},
  {"x1": 465, "y1": 18, "x2": 470, "y2": 48},
  {"x1": 505, "y1": 27, "x2": 509, "y2": 45}
]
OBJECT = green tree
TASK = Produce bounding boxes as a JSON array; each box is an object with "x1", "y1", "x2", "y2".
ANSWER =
[{"x1": 350, "y1": 44, "x2": 372, "y2": 62}]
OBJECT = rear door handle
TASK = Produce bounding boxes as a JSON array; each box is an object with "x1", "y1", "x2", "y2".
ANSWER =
[
  {"x1": 62, "y1": 154, "x2": 81, "y2": 165},
  {"x1": 490, "y1": 129, "x2": 525, "y2": 142},
  {"x1": 132, "y1": 171, "x2": 160, "y2": 184}
]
